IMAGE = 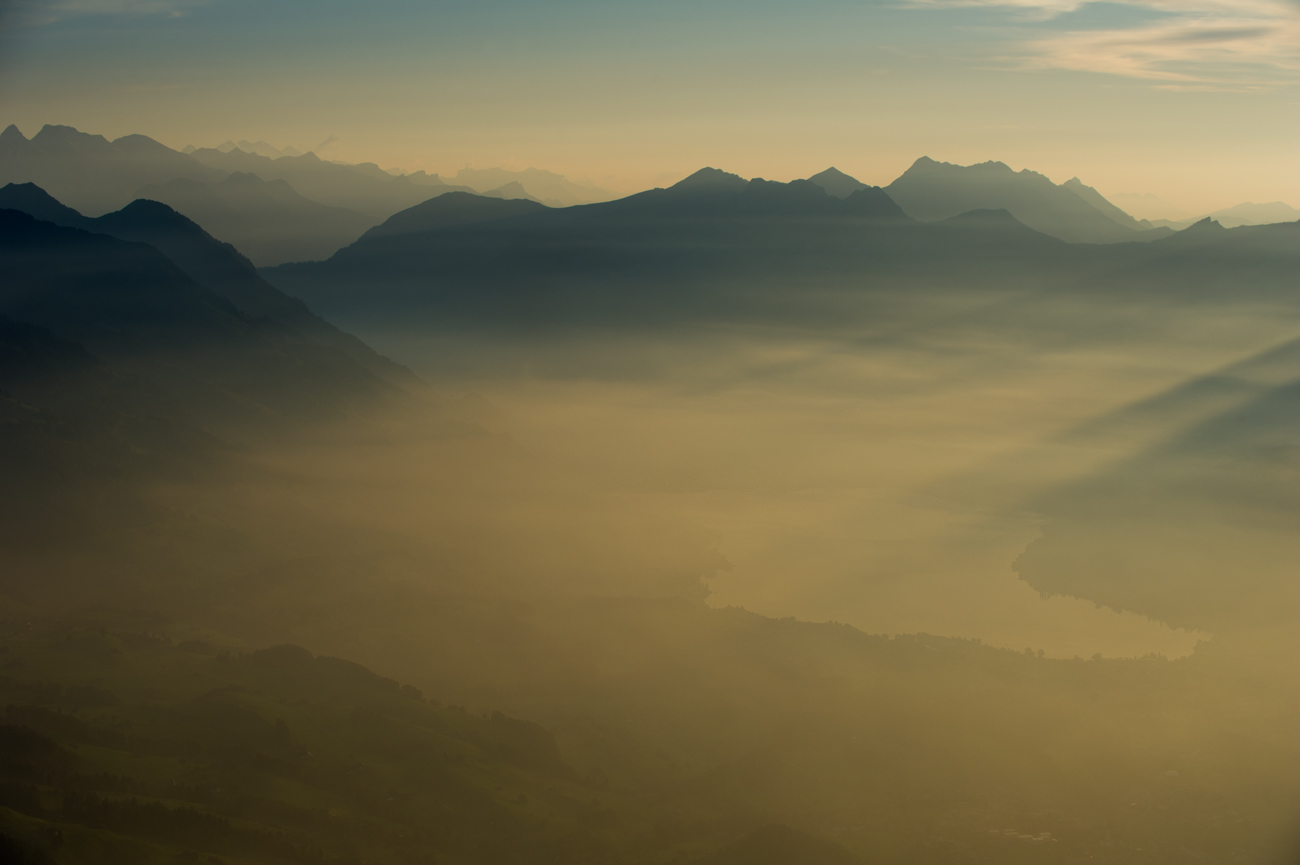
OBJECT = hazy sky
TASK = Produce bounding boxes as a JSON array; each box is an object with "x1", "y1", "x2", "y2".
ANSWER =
[{"x1": 2, "y1": 0, "x2": 1297, "y2": 214}]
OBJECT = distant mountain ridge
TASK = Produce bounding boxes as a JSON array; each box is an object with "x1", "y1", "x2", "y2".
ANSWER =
[
  {"x1": 621, "y1": 168, "x2": 907, "y2": 219},
  {"x1": 884, "y1": 157, "x2": 1169, "y2": 244},
  {"x1": 0, "y1": 123, "x2": 609, "y2": 264},
  {"x1": 453, "y1": 166, "x2": 617, "y2": 207},
  {"x1": 133, "y1": 172, "x2": 375, "y2": 266},
  {"x1": 0, "y1": 182, "x2": 422, "y2": 391},
  {"x1": 1150, "y1": 201, "x2": 1300, "y2": 231},
  {"x1": 261, "y1": 163, "x2": 1298, "y2": 346},
  {"x1": 0, "y1": 123, "x2": 220, "y2": 216},
  {"x1": 0, "y1": 209, "x2": 404, "y2": 447},
  {"x1": 260, "y1": 168, "x2": 1090, "y2": 335},
  {"x1": 808, "y1": 167, "x2": 871, "y2": 199}
]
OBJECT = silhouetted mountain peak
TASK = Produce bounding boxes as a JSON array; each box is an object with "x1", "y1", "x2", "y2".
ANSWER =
[
  {"x1": 360, "y1": 191, "x2": 547, "y2": 241},
  {"x1": 670, "y1": 167, "x2": 748, "y2": 193},
  {"x1": 403, "y1": 170, "x2": 445, "y2": 186},
  {"x1": 0, "y1": 183, "x2": 88, "y2": 228},
  {"x1": 110, "y1": 133, "x2": 176, "y2": 155},
  {"x1": 31, "y1": 124, "x2": 112, "y2": 154},
  {"x1": 903, "y1": 156, "x2": 1014, "y2": 177},
  {"x1": 116, "y1": 197, "x2": 198, "y2": 224},
  {"x1": 482, "y1": 181, "x2": 540, "y2": 203},
  {"x1": 887, "y1": 157, "x2": 1150, "y2": 244},
  {"x1": 1154, "y1": 216, "x2": 1229, "y2": 248},
  {"x1": 1186, "y1": 216, "x2": 1226, "y2": 233},
  {"x1": 812, "y1": 167, "x2": 852, "y2": 181},
  {"x1": 808, "y1": 167, "x2": 870, "y2": 199},
  {"x1": 0, "y1": 124, "x2": 28, "y2": 145},
  {"x1": 843, "y1": 186, "x2": 910, "y2": 219}
]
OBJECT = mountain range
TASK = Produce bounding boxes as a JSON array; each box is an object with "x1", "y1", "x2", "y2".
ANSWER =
[
  {"x1": 0, "y1": 124, "x2": 591, "y2": 265},
  {"x1": 133, "y1": 171, "x2": 376, "y2": 265},
  {"x1": 1150, "y1": 201, "x2": 1300, "y2": 231},
  {"x1": 265, "y1": 165, "x2": 1299, "y2": 341},
  {"x1": 9, "y1": 122, "x2": 1295, "y2": 266},
  {"x1": 0, "y1": 182, "x2": 429, "y2": 545},
  {"x1": 2, "y1": 142, "x2": 1300, "y2": 865},
  {"x1": 452, "y1": 166, "x2": 618, "y2": 207},
  {"x1": 0, "y1": 123, "x2": 220, "y2": 217},
  {"x1": 205, "y1": 138, "x2": 304, "y2": 158},
  {"x1": 882, "y1": 157, "x2": 1170, "y2": 244}
]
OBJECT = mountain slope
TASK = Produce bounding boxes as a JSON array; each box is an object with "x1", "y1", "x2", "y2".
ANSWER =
[
  {"x1": 482, "y1": 180, "x2": 542, "y2": 203},
  {"x1": 807, "y1": 167, "x2": 870, "y2": 199},
  {"x1": 263, "y1": 173, "x2": 1107, "y2": 338},
  {"x1": 0, "y1": 124, "x2": 220, "y2": 216},
  {"x1": 133, "y1": 172, "x2": 377, "y2": 266},
  {"x1": 454, "y1": 166, "x2": 616, "y2": 207},
  {"x1": 1151, "y1": 201, "x2": 1300, "y2": 231},
  {"x1": 0, "y1": 620, "x2": 635, "y2": 865},
  {"x1": 0, "y1": 209, "x2": 404, "y2": 431},
  {"x1": 884, "y1": 157, "x2": 1157, "y2": 244},
  {"x1": 0, "y1": 184, "x2": 422, "y2": 390},
  {"x1": 186, "y1": 146, "x2": 443, "y2": 219},
  {"x1": 1061, "y1": 177, "x2": 1167, "y2": 235}
]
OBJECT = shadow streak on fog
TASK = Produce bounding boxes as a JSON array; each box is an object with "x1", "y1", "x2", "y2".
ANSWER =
[{"x1": 338, "y1": 286, "x2": 1300, "y2": 659}]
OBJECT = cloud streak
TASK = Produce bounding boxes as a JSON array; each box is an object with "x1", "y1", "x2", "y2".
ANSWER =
[
  {"x1": 4, "y1": 0, "x2": 212, "y2": 27},
  {"x1": 904, "y1": 0, "x2": 1300, "y2": 87}
]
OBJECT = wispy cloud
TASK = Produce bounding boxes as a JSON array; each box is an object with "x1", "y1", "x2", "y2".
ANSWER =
[
  {"x1": 903, "y1": 0, "x2": 1300, "y2": 88},
  {"x1": 4, "y1": 0, "x2": 212, "y2": 27}
]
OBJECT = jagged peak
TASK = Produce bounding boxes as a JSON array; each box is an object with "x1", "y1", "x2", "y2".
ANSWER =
[
  {"x1": 1, "y1": 124, "x2": 27, "y2": 143},
  {"x1": 670, "y1": 167, "x2": 748, "y2": 192},
  {"x1": 904, "y1": 156, "x2": 1015, "y2": 175},
  {"x1": 808, "y1": 167, "x2": 870, "y2": 199},
  {"x1": 32, "y1": 124, "x2": 111, "y2": 149}
]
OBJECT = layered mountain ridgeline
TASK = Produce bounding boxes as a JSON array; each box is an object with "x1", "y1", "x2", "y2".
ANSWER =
[
  {"x1": 0, "y1": 124, "x2": 217, "y2": 218},
  {"x1": 0, "y1": 125, "x2": 460, "y2": 266},
  {"x1": 180, "y1": 146, "x2": 470, "y2": 220},
  {"x1": 450, "y1": 167, "x2": 617, "y2": 208},
  {"x1": 196, "y1": 139, "x2": 306, "y2": 159},
  {"x1": 1150, "y1": 201, "x2": 1300, "y2": 232},
  {"x1": 0, "y1": 183, "x2": 419, "y2": 391},
  {"x1": 0, "y1": 618, "x2": 632, "y2": 865},
  {"x1": 263, "y1": 168, "x2": 1298, "y2": 342},
  {"x1": 3, "y1": 140, "x2": 1300, "y2": 865},
  {"x1": 11, "y1": 123, "x2": 1277, "y2": 265},
  {"x1": 0, "y1": 600, "x2": 1289, "y2": 865},
  {"x1": 883, "y1": 157, "x2": 1170, "y2": 244},
  {"x1": 0, "y1": 189, "x2": 434, "y2": 544},
  {"x1": 133, "y1": 174, "x2": 376, "y2": 266},
  {"x1": 261, "y1": 167, "x2": 1043, "y2": 332}
]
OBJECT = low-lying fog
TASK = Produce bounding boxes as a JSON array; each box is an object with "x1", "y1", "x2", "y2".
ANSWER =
[{"x1": 328, "y1": 289, "x2": 1300, "y2": 659}]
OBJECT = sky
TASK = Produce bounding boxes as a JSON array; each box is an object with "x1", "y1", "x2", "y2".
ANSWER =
[{"x1": 1, "y1": 0, "x2": 1297, "y2": 215}]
